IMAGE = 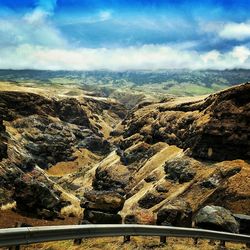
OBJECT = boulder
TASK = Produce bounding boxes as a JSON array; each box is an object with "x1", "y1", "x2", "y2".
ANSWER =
[
  {"x1": 81, "y1": 190, "x2": 125, "y2": 213},
  {"x1": 157, "y1": 199, "x2": 192, "y2": 227},
  {"x1": 194, "y1": 205, "x2": 239, "y2": 233},
  {"x1": 83, "y1": 209, "x2": 122, "y2": 224}
]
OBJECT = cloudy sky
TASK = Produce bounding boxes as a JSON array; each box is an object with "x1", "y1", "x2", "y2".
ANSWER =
[{"x1": 1, "y1": 0, "x2": 250, "y2": 70}]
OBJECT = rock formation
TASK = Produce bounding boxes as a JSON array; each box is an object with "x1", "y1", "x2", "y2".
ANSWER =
[
  {"x1": 121, "y1": 83, "x2": 250, "y2": 161},
  {"x1": 0, "y1": 120, "x2": 7, "y2": 160},
  {"x1": 0, "y1": 89, "x2": 126, "y2": 219},
  {"x1": 81, "y1": 190, "x2": 125, "y2": 224},
  {"x1": 157, "y1": 199, "x2": 192, "y2": 227}
]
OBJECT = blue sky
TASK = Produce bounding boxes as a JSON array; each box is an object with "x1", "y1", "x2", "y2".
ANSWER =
[{"x1": 1, "y1": 0, "x2": 250, "y2": 70}]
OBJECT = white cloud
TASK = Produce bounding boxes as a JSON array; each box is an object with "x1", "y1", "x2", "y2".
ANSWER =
[
  {"x1": 98, "y1": 10, "x2": 112, "y2": 22},
  {"x1": 202, "y1": 50, "x2": 221, "y2": 63},
  {"x1": 24, "y1": 8, "x2": 48, "y2": 24},
  {"x1": 219, "y1": 22, "x2": 250, "y2": 41},
  {"x1": 0, "y1": 44, "x2": 250, "y2": 70},
  {"x1": 230, "y1": 46, "x2": 250, "y2": 63},
  {"x1": 1, "y1": 4, "x2": 250, "y2": 71},
  {"x1": 24, "y1": 0, "x2": 57, "y2": 23}
]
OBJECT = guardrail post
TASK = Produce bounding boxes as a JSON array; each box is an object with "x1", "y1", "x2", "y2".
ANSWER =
[
  {"x1": 9, "y1": 223, "x2": 21, "y2": 250},
  {"x1": 220, "y1": 240, "x2": 226, "y2": 248},
  {"x1": 73, "y1": 220, "x2": 85, "y2": 245},
  {"x1": 123, "y1": 235, "x2": 131, "y2": 243},
  {"x1": 209, "y1": 239, "x2": 216, "y2": 245},
  {"x1": 160, "y1": 236, "x2": 167, "y2": 244},
  {"x1": 193, "y1": 237, "x2": 198, "y2": 245}
]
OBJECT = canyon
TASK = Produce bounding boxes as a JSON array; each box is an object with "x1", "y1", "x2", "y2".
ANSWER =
[{"x1": 0, "y1": 81, "x2": 249, "y2": 239}]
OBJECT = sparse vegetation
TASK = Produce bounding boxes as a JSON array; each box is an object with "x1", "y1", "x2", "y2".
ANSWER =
[{"x1": 23, "y1": 237, "x2": 246, "y2": 250}]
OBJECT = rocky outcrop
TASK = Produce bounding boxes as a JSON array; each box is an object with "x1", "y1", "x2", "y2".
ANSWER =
[
  {"x1": 83, "y1": 209, "x2": 122, "y2": 224},
  {"x1": 157, "y1": 200, "x2": 192, "y2": 227},
  {"x1": 0, "y1": 91, "x2": 55, "y2": 121},
  {"x1": 121, "y1": 83, "x2": 250, "y2": 161},
  {"x1": 56, "y1": 98, "x2": 91, "y2": 127},
  {"x1": 164, "y1": 157, "x2": 196, "y2": 183},
  {"x1": 0, "y1": 83, "x2": 249, "y2": 226},
  {"x1": 0, "y1": 161, "x2": 22, "y2": 205},
  {"x1": 93, "y1": 161, "x2": 130, "y2": 194},
  {"x1": 138, "y1": 192, "x2": 165, "y2": 209},
  {"x1": 194, "y1": 205, "x2": 239, "y2": 233},
  {"x1": 0, "y1": 90, "x2": 126, "y2": 220},
  {"x1": 0, "y1": 91, "x2": 114, "y2": 170},
  {"x1": 0, "y1": 91, "x2": 90, "y2": 127},
  {"x1": 81, "y1": 190, "x2": 125, "y2": 224},
  {"x1": 190, "y1": 84, "x2": 250, "y2": 160},
  {"x1": 0, "y1": 120, "x2": 7, "y2": 160},
  {"x1": 13, "y1": 177, "x2": 67, "y2": 219},
  {"x1": 81, "y1": 190, "x2": 125, "y2": 213}
]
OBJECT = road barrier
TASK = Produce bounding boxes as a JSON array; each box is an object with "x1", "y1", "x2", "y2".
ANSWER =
[{"x1": 0, "y1": 224, "x2": 249, "y2": 247}]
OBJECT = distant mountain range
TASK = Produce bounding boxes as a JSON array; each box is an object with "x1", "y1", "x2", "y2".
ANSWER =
[{"x1": 1, "y1": 69, "x2": 250, "y2": 87}]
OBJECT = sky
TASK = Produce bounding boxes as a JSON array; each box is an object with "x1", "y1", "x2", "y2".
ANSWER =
[{"x1": 1, "y1": 0, "x2": 250, "y2": 70}]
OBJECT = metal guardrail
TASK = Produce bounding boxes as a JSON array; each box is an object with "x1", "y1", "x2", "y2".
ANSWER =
[{"x1": 0, "y1": 224, "x2": 249, "y2": 247}]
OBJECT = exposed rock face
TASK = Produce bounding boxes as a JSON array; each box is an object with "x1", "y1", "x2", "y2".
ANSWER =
[
  {"x1": 164, "y1": 157, "x2": 196, "y2": 183},
  {"x1": 157, "y1": 200, "x2": 192, "y2": 227},
  {"x1": 121, "y1": 83, "x2": 250, "y2": 161},
  {"x1": 0, "y1": 120, "x2": 7, "y2": 160},
  {"x1": 83, "y1": 209, "x2": 122, "y2": 224},
  {"x1": 8, "y1": 115, "x2": 110, "y2": 170},
  {"x1": 0, "y1": 91, "x2": 114, "y2": 170},
  {"x1": 0, "y1": 91, "x2": 55, "y2": 120},
  {"x1": 0, "y1": 83, "x2": 249, "y2": 226},
  {"x1": 56, "y1": 98, "x2": 91, "y2": 127},
  {"x1": 0, "y1": 91, "x2": 90, "y2": 127},
  {"x1": 138, "y1": 192, "x2": 165, "y2": 209},
  {"x1": 14, "y1": 177, "x2": 67, "y2": 219},
  {"x1": 194, "y1": 205, "x2": 239, "y2": 233},
  {"x1": 93, "y1": 162, "x2": 130, "y2": 194},
  {"x1": 81, "y1": 190, "x2": 125, "y2": 213},
  {"x1": 0, "y1": 89, "x2": 126, "y2": 219},
  {"x1": 78, "y1": 134, "x2": 110, "y2": 154},
  {"x1": 81, "y1": 190, "x2": 125, "y2": 224},
  {"x1": 0, "y1": 161, "x2": 22, "y2": 205},
  {"x1": 120, "y1": 142, "x2": 154, "y2": 166}
]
